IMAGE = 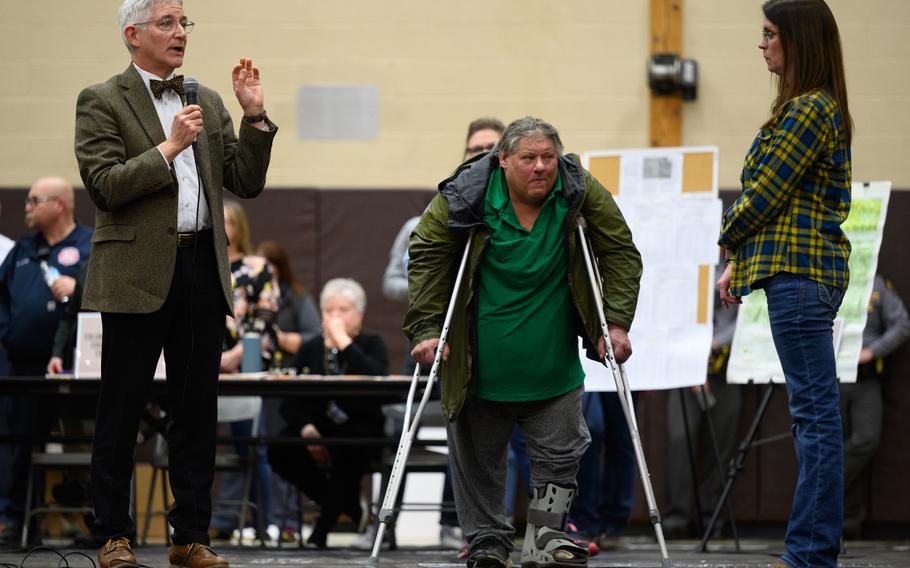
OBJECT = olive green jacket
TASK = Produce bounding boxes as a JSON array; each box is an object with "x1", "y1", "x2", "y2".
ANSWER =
[
  {"x1": 404, "y1": 152, "x2": 642, "y2": 419},
  {"x1": 74, "y1": 64, "x2": 277, "y2": 315}
]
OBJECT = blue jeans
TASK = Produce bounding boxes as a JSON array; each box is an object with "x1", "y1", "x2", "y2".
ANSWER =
[
  {"x1": 212, "y1": 418, "x2": 272, "y2": 531},
  {"x1": 570, "y1": 391, "x2": 636, "y2": 536},
  {"x1": 763, "y1": 273, "x2": 844, "y2": 568}
]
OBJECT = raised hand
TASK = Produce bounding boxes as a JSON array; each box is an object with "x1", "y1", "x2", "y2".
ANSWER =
[
  {"x1": 232, "y1": 57, "x2": 264, "y2": 117},
  {"x1": 323, "y1": 316, "x2": 353, "y2": 351}
]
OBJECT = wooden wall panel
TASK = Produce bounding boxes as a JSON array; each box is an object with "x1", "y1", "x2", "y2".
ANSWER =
[{"x1": 315, "y1": 189, "x2": 434, "y2": 373}]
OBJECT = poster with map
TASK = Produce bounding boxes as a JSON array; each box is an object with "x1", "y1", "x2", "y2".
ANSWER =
[{"x1": 727, "y1": 182, "x2": 892, "y2": 384}]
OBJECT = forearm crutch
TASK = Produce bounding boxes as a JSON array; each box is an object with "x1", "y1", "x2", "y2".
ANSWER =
[
  {"x1": 367, "y1": 237, "x2": 472, "y2": 567},
  {"x1": 576, "y1": 218, "x2": 672, "y2": 567}
]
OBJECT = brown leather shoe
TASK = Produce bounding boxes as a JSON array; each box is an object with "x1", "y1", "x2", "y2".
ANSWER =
[
  {"x1": 98, "y1": 537, "x2": 136, "y2": 568},
  {"x1": 168, "y1": 543, "x2": 229, "y2": 568}
]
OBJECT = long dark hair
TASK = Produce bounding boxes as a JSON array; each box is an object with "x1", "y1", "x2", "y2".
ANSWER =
[
  {"x1": 257, "y1": 240, "x2": 306, "y2": 295},
  {"x1": 762, "y1": 0, "x2": 853, "y2": 144}
]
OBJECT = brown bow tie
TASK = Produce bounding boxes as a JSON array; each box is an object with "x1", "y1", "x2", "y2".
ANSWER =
[{"x1": 149, "y1": 75, "x2": 185, "y2": 99}]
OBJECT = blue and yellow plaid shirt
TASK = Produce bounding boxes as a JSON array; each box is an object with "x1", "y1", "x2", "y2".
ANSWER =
[{"x1": 719, "y1": 89, "x2": 851, "y2": 297}]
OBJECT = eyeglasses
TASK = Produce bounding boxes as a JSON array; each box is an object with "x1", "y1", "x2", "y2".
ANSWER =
[
  {"x1": 761, "y1": 29, "x2": 778, "y2": 42},
  {"x1": 134, "y1": 16, "x2": 195, "y2": 35},
  {"x1": 25, "y1": 196, "x2": 59, "y2": 207}
]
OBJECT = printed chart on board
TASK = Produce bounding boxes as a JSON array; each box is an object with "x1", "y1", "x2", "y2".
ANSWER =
[{"x1": 580, "y1": 147, "x2": 721, "y2": 391}]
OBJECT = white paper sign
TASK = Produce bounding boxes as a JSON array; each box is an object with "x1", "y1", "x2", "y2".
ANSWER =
[{"x1": 580, "y1": 146, "x2": 720, "y2": 391}]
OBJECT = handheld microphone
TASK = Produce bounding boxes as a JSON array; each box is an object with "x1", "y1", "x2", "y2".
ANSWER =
[
  {"x1": 183, "y1": 75, "x2": 199, "y2": 105},
  {"x1": 183, "y1": 76, "x2": 200, "y2": 148},
  {"x1": 183, "y1": 76, "x2": 199, "y2": 106}
]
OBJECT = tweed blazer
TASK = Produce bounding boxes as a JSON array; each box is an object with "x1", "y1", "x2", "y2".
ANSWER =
[{"x1": 74, "y1": 64, "x2": 277, "y2": 314}]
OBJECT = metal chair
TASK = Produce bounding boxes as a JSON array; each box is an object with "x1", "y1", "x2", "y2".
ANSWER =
[
  {"x1": 374, "y1": 400, "x2": 453, "y2": 550},
  {"x1": 21, "y1": 452, "x2": 96, "y2": 548},
  {"x1": 139, "y1": 397, "x2": 266, "y2": 546},
  {"x1": 20, "y1": 418, "x2": 126, "y2": 549}
]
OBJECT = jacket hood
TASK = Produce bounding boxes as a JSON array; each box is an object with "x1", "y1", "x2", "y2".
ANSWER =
[{"x1": 438, "y1": 152, "x2": 587, "y2": 231}]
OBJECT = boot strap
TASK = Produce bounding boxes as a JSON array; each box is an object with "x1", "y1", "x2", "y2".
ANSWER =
[{"x1": 526, "y1": 507, "x2": 565, "y2": 530}]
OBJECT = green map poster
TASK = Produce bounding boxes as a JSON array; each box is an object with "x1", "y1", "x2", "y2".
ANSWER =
[{"x1": 727, "y1": 182, "x2": 892, "y2": 384}]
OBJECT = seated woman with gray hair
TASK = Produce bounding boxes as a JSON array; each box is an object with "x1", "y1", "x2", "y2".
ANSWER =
[{"x1": 267, "y1": 278, "x2": 389, "y2": 548}]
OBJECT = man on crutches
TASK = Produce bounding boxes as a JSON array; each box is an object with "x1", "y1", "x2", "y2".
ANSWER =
[{"x1": 405, "y1": 116, "x2": 642, "y2": 568}]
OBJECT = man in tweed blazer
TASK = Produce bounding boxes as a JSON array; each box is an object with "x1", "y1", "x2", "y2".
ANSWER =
[{"x1": 73, "y1": 1, "x2": 276, "y2": 567}]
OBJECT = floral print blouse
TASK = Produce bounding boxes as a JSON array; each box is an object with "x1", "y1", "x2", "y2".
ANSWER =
[{"x1": 224, "y1": 255, "x2": 280, "y2": 356}]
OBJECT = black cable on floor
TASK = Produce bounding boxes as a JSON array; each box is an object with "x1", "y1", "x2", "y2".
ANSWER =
[
  {"x1": 57, "y1": 551, "x2": 95, "y2": 568},
  {"x1": 20, "y1": 546, "x2": 72, "y2": 568},
  {"x1": 2, "y1": 545, "x2": 156, "y2": 568},
  {"x1": 5, "y1": 545, "x2": 94, "y2": 568}
]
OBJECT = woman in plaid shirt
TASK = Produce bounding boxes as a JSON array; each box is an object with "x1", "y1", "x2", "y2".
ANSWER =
[{"x1": 716, "y1": 1, "x2": 853, "y2": 567}]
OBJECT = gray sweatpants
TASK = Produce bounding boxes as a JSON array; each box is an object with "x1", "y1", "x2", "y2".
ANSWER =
[{"x1": 446, "y1": 385, "x2": 591, "y2": 553}]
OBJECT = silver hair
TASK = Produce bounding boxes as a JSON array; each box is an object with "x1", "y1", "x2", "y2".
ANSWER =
[
  {"x1": 320, "y1": 278, "x2": 367, "y2": 314},
  {"x1": 118, "y1": 0, "x2": 183, "y2": 52},
  {"x1": 497, "y1": 116, "x2": 564, "y2": 157}
]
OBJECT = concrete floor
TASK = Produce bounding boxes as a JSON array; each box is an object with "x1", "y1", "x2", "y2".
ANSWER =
[{"x1": 1, "y1": 539, "x2": 908, "y2": 568}]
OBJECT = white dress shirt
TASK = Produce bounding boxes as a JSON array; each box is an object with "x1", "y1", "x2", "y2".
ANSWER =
[{"x1": 133, "y1": 63, "x2": 211, "y2": 232}]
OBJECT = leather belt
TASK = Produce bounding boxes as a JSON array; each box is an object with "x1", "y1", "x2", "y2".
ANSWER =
[
  {"x1": 176, "y1": 228, "x2": 213, "y2": 248},
  {"x1": 177, "y1": 232, "x2": 197, "y2": 248}
]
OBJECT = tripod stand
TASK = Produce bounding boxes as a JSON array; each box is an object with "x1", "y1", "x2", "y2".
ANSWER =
[
  {"x1": 675, "y1": 383, "x2": 742, "y2": 550},
  {"x1": 698, "y1": 381, "x2": 783, "y2": 551}
]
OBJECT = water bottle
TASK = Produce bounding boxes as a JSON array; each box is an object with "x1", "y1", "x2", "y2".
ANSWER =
[
  {"x1": 241, "y1": 333, "x2": 262, "y2": 373},
  {"x1": 40, "y1": 260, "x2": 69, "y2": 303}
]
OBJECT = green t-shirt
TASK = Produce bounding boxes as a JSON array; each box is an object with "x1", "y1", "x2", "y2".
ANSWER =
[{"x1": 475, "y1": 167, "x2": 585, "y2": 401}]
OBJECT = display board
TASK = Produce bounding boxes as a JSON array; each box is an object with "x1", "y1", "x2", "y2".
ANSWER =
[
  {"x1": 75, "y1": 312, "x2": 166, "y2": 378},
  {"x1": 580, "y1": 147, "x2": 721, "y2": 391},
  {"x1": 727, "y1": 181, "x2": 892, "y2": 384}
]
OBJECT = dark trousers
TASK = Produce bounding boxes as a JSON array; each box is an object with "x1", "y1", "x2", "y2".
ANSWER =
[
  {"x1": 0, "y1": 396, "x2": 32, "y2": 527},
  {"x1": 571, "y1": 391, "x2": 638, "y2": 536},
  {"x1": 268, "y1": 439, "x2": 370, "y2": 530},
  {"x1": 0, "y1": 361, "x2": 48, "y2": 527},
  {"x1": 839, "y1": 374, "x2": 883, "y2": 529},
  {"x1": 91, "y1": 232, "x2": 225, "y2": 546}
]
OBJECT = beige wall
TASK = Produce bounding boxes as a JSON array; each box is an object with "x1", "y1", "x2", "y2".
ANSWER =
[
  {"x1": 684, "y1": 1, "x2": 910, "y2": 189},
  {"x1": 1, "y1": 1, "x2": 907, "y2": 190}
]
